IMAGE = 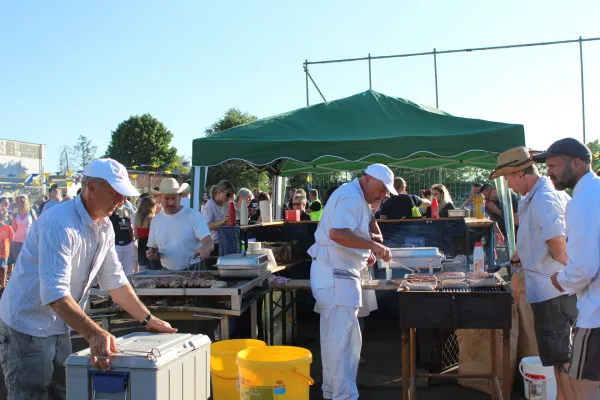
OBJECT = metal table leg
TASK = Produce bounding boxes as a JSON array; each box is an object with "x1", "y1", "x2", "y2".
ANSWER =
[
  {"x1": 250, "y1": 300, "x2": 258, "y2": 340},
  {"x1": 491, "y1": 330, "x2": 497, "y2": 400},
  {"x1": 220, "y1": 316, "x2": 230, "y2": 341},
  {"x1": 503, "y1": 328, "x2": 511, "y2": 400},
  {"x1": 269, "y1": 291, "x2": 275, "y2": 345},
  {"x1": 410, "y1": 328, "x2": 417, "y2": 400},
  {"x1": 282, "y1": 289, "x2": 287, "y2": 345},
  {"x1": 401, "y1": 328, "x2": 410, "y2": 400}
]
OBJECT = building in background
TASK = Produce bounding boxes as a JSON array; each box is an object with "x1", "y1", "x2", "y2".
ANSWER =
[{"x1": 0, "y1": 140, "x2": 45, "y2": 198}]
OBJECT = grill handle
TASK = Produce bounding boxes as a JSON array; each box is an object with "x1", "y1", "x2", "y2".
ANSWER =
[{"x1": 192, "y1": 314, "x2": 224, "y2": 320}]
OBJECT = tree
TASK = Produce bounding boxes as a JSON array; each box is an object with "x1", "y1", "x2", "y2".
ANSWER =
[
  {"x1": 204, "y1": 109, "x2": 270, "y2": 192},
  {"x1": 205, "y1": 108, "x2": 257, "y2": 137},
  {"x1": 58, "y1": 145, "x2": 75, "y2": 174},
  {"x1": 587, "y1": 139, "x2": 600, "y2": 173},
  {"x1": 104, "y1": 114, "x2": 178, "y2": 168},
  {"x1": 175, "y1": 155, "x2": 191, "y2": 179},
  {"x1": 73, "y1": 135, "x2": 97, "y2": 169}
]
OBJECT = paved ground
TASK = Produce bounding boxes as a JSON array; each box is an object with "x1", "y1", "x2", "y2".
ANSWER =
[{"x1": 76, "y1": 310, "x2": 528, "y2": 400}]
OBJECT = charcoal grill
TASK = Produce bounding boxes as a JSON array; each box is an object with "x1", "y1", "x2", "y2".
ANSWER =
[{"x1": 398, "y1": 274, "x2": 513, "y2": 400}]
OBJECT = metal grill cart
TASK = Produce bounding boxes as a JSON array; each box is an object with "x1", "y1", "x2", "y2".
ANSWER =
[
  {"x1": 87, "y1": 270, "x2": 270, "y2": 340},
  {"x1": 398, "y1": 274, "x2": 513, "y2": 400}
]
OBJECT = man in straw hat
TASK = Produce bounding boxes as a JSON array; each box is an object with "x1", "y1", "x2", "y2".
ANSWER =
[
  {"x1": 147, "y1": 178, "x2": 213, "y2": 270},
  {"x1": 0, "y1": 159, "x2": 177, "y2": 399},
  {"x1": 309, "y1": 164, "x2": 394, "y2": 400},
  {"x1": 490, "y1": 146, "x2": 577, "y2": 399},
  {"x1": 533, "y1": 138, "x2": 600, "y2": 397}
]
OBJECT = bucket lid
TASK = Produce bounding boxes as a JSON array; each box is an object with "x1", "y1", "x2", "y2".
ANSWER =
[
  {"x1": 475, "y1": 242, "x2": 483, "y2": 246},
  {"x1": 237, "y1": 346, "x2": 312, "y2": 371},
  {"x1": 65, "y1": 332, "x2": 211, "y2": 370}
]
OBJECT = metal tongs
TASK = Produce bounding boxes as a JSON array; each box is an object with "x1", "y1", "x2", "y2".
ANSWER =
[
  {"x1": 509, "y1": 258, "x2": 554, "y2": 278},
  {"x1": 388, "y1": 259, "x2": 419, "y2": 274}
]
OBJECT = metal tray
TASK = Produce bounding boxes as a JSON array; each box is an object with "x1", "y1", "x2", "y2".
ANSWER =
[
  {"x1": 215, "y1": 254, "x2": 269, "y2": 267},
  {"x1": 448, "y1": 209, "x2": 469, "y2": 218},
  {"x1": 217, "y1": 265, "x2": 268, "y2": 278},
  {"x1": 216, "y1": 262, "x2": 269, "y2": 270}
]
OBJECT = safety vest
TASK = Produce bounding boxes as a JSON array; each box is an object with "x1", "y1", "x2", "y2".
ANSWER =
[{"x1": 308, "y1": 199, "x2": 323, "y2": 221}]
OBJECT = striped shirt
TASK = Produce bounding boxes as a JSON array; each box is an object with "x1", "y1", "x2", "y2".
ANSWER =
[{"x1": 0, "y1": 196, "x2": 129, "y2": 337}]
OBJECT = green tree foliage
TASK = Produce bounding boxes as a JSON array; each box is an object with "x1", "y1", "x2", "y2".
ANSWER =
[
  {"x1": 72, "y1": 135, "x2": 98, "y2": 170},
  {"x1": 587, "y1": 139, "x2": 600, "y2": 173},
  {"x1": 104, "y1": 114, "x2": 178, "y2": 168},
  {"x1": 205, "y1": 108, "x2": 271, "y2": 193}
]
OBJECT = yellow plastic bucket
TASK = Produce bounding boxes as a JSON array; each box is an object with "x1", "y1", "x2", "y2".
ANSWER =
[
  {"x1": 211, "y1": 339, "x2": 267, "y2": 400},
  {"x1": 237, "y1": 346, "x2": 314, "y2": 399}
]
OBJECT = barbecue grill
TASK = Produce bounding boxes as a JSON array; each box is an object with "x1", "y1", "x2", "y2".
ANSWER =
[{"x1": 398, "y1": 274, "x2": 513, "y2": 400}]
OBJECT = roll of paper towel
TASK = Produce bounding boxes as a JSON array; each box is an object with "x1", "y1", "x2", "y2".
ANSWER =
[
  {"x1": 240, "y1": 199, "x2": 249, "y2": 226},
  {"x1": 248, "y1": 241, "x2": 262, "y2": 253},
  {"x1": 259, "y1": 200, "x2": 272, "y2": 223}
]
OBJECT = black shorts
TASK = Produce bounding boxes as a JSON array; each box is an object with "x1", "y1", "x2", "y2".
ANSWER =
[
  {"x1": 569, "y1": 327, "x2": 600, "y2": 381},
  {"x1": 531, "y1": 295, "x2": 578, "y2": 367}
]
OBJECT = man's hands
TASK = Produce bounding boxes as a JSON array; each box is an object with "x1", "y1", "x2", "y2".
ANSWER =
[
  {"x1": 551, "y1": 272, "x2": 565, "y2": 293},
  {"x1": 87, "y1": 328, "x2": 118, "y2": 372},
  {"x1": 146, "y1": 316, "x2": 178, "y2": 334},
  {"x1": 366, "y1": 252, "x2": 377, "y2": 267},
  {"x1": 195, "y1": 247, "x2": 212, "y2": 260},
  {"x1": 371, "y1": 242, "x2": 392, "y2": 262},
  {"x1": 146, "y1": 247, "x2": 160, "y2": 260}
]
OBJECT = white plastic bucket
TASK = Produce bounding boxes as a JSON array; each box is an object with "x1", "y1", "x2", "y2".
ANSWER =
[{"x1": 519, "y1": 356, "x2": 557, "y2": 400}]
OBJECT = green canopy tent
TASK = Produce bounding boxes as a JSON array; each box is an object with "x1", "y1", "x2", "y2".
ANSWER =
[{"x1": 191, "y1": 90, "x2": 525, "y2": 219}]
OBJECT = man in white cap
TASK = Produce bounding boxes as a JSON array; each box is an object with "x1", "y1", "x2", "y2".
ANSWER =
[
  {"x1": 147, "y1": 178, "x2": 213, "y2": 270},
  {"x1": 0, "y1": 158, "x2": 177, "y2": 399},
  {"x1": 309, "y1": 164, "x2": 394, "y2": 400}
]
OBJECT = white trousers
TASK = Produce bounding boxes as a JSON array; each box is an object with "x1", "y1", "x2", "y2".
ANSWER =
[
  {"x1": 116, "y1": 243, "x2": 136, "y2": 276},
  {"x1": 316, "y1": 295, "x2": 361, "y2": 399}
]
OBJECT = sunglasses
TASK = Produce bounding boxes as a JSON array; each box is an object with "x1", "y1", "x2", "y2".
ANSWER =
[
  {"x1": 293, "y1": 203, "x2": 303, "y2": 206},
  {"x1": 221, "y1": 190, "x2": 233, "y2": 198}
]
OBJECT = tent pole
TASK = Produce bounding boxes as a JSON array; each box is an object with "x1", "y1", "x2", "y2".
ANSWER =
[
  {"x1": 433, "y1": 48, "x2": 439, "y2": 108},
  {"x1": 305, "y1": 59, "x2": 310, "y2": 106},
  {"x1": 368, "y1": 53, "x2": 372, "y2": 90},
  {"x1": 578, "y1": 37, "x2": 586, "y2": 143}
]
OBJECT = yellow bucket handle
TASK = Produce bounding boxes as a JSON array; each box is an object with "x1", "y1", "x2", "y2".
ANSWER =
[
  {"x1": 292, "y1": 368, "x2": 315, "y2": 385},
  {"x1": 211, "y1": 369, "x2": 238, "y2": 381}
]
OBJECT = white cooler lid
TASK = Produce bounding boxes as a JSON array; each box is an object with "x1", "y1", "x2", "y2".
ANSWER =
[{"x1": 65, "y1": 332, "x2": 211, "y2": 370}]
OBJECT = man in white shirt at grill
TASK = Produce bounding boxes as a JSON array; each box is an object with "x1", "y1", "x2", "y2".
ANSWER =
[
  {"x1": 0, "y1": 159, "x2": 176, "y2": 399},
  {"x1": 309, "y1": 164, "x2": 394, "y2": 400},
  {"x1": 534, "y1": 138, "x2": 600, "y2": 399},
  {"x1": 490, "y1": 146, "x2": 577, "y2": 399},
  {"x1": 147, "y1": 178, "x2": 213, "y2": 270}
]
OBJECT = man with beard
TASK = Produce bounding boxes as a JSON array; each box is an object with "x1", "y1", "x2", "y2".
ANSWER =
[
  {"x1": 147, "y1": 178, "x2": 213, "y2": 270},
  {"x1": 534, "y1": 138, "x2": 600, "y2": 398},
  {"x1": 309, "y1": 164, "x2": 393, "y2": 399}
]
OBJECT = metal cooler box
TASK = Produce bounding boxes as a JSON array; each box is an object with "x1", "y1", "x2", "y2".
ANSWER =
[{"x1": 65, "y1": 332, "x2": 211, "y2": 400}]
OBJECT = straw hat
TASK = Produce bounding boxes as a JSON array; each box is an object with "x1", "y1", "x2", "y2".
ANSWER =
[
  {"x1": 489, "y1": 147, "x2": 540, "y2": 180},
  {"x1": 150, "y1": 178, "x2": 189, "y2": 195}
]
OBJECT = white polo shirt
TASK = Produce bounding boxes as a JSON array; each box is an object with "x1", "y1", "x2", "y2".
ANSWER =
[{"x1": 309, "y1": 179, "x2": 372, "y2": 308}]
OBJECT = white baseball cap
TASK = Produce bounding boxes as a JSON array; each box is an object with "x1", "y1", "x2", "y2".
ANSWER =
[
  {"x1": 365, "y1": 164, "x2": 398, "y2": 196},
  {"x1": 83, "y1": 158, "x2": 139, "y2": 197}
]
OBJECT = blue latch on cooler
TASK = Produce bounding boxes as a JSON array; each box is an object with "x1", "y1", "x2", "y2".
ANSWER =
[{"x1": 89, "y1": 370, "x2": 130, "y2": 396}]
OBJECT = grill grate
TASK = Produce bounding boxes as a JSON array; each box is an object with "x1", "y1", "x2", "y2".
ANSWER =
[{"x1": 439, "y1": 286, "x2": 506, "y2": 293}]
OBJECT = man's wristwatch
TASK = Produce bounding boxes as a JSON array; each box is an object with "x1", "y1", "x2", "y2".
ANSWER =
[{"x1": 141, "y1": 314, "x2": 152, "y2": 326}]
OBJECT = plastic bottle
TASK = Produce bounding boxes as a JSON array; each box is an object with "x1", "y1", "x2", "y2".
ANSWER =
[
  {"x1": 240, "y1": 199, "x2": 249, "y2": 226},
  {"x1": 241, "y1": 241, "x2": 246, "y2": 256},
  {"x1": 431, "y1": 197, "x2": 439, "y2": 218},
  {"x1": 473, "y1": 193, "x2": 485, "y2": 219},
  {"x1": 227, "y1": 200, "x2": 236, "y2": 226},
  {"x1": 473, "y1": 242, "x2": 485, "y2": 272}
]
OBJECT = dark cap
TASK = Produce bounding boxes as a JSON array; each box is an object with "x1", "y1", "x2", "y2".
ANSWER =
[{"x1": 532, "y1": 138, "x2": 591, "y2": 163}]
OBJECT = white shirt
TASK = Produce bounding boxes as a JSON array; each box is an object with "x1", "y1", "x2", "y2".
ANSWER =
[
  {"x1": 0, "y1": 196, "x2": 129, "y2": 337},
  {"x1": 516, "y1": 176, "x2": 571, "y2": 303},
  {"x1": 557, "y1": 172, "x2": 600, "y2": 328},
  {"x1": 148, "y1": 207, "x2": 211, "y2": 271},
  {"x1": 309, "y1": 179, "x2": 373, "y2": 307}
]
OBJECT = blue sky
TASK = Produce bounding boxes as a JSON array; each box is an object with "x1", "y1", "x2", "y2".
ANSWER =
[{"x1": 1, "y1": 0, "x2": 599, "y2": 172}]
